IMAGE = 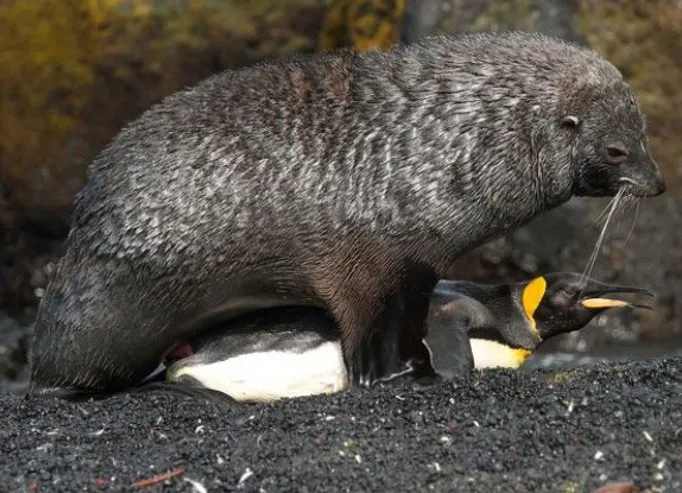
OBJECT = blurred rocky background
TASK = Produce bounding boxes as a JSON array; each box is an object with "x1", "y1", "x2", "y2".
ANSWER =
[{"x1": 0, "y1": 0, "x2": 680, "y2": 389}]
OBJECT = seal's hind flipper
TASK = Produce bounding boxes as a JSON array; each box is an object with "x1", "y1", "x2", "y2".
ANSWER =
[{"x1": 27, "y1": 377, "x2": 239, "y2": 409}]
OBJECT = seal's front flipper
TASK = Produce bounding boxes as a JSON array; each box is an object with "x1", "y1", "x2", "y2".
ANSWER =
[
  {"x1": 345, "y1": 343, "x2": 376, "y2": 387},
  {"x1": 346, "y1": 332, "x2": 398, "y2": 387},
  {"x1": 342, "y1": 292, "x2": 408, "y2": 388}
]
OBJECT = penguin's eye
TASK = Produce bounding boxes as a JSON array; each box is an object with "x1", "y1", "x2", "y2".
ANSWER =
[{"x1": 556, "y1": 288, "x2": 578, "y2": 303}]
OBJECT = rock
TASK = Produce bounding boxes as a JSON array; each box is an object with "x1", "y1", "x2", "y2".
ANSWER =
[
  {"x1": 0, "y1": 314, "x2": 32, "y2": 392},
  {"x1": 317, "y1": 0, "x2": 411, "y2": 51},
  {"x1": 591, "y1": 481, "x2": 637, "y2": 493},
  {"x1": 0, "y1": 0, "x2": 326, "y2": 312},
  {"x1": 409, "y1": 0, "x2": 583, "y2": 43}
]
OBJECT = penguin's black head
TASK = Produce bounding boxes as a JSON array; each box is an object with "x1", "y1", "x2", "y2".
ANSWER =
[
  {"x1": 532, "y1": 272, "x2": 654, "y2": 340},
  {"x1": 429, "y1": 273, "x2": 654, "y2": 371}
]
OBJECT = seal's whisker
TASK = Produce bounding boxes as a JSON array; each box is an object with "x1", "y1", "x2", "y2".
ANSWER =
[
  {"x1": 594, "y1": 195, "x2": 618, "y2": 225},
  {"x1": 615, "y1": 194, "x2": 641, "y2": 240},
  {"x1": 610, "y1": 194, "x2": 637, "y2": 230},
  {"x1": 594, "y1": 192, "x2": 637, "y2": 241},
  {"x1": 621, "y1": 197, "x2": 640, "y2": 247},
  {"x1": 579, "y1": 186, "x2": 625, "y2": 294},
  {"x1": 595, "y1": 192, "x2": 634, "y2": 226}
]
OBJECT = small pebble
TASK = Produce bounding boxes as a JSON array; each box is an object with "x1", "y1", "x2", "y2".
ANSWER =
[{"x1": 590, "y1": 481, "x2": 636, "y2": 493}]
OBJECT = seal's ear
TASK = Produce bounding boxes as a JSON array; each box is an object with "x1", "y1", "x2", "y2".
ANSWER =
[{"x1": 561, "y1": 115, "x2": 581, "y2": 129}]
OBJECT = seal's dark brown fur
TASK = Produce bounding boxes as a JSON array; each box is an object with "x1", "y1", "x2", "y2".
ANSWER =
[{"x1": 30, "y1": 32, "x2": 664, "y2": 391}]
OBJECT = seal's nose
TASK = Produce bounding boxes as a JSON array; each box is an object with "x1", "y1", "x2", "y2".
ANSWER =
[
  {"x1": 639, "y1": 166, "x2": 666, "y2": 197},
  {"x1": 626, "y1": 152, "x2": 666, "y2": 197},
  {"x1": 652, "y1": 169, "x2": 666, "y2": 196},
  {"x1": 639, "y1": 148, "x2": 666, "y2": 197}
]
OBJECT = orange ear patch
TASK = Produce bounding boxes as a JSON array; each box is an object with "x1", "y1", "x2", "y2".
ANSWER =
[{"x1": 522, "y1": 276, "x2": 547, "y2": 339}]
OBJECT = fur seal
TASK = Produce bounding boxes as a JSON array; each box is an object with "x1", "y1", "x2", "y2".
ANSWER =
[
  {"x1": 30, "y1": 31, "x2": 665, "y2": 392},
  {"x1": 163, "y1": 273, "x2": 653, "y2": 402}
]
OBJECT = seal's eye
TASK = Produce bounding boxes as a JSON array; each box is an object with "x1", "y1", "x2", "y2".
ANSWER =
[{"x1": 605, "y1": 143, "x2": 629, "y2": 164}]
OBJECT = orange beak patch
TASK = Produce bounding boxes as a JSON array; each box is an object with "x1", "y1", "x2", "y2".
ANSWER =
[{"x1": 580, "y1": 298, "x2": 631, "y2": 309}]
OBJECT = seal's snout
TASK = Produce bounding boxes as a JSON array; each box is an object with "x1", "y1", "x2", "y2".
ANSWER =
[
  {"x1": 619, "y1": 171, "x2": 666, "y2": 197},
  {"x1": 622, "y1": 169, "x2": 666, "y2": 198},
  {"x1": 654, "y1": 172, "x2": 667, "y2": 196},
  {"x1": 619, "y1": 147, "x2": 666, "y2": 197}
]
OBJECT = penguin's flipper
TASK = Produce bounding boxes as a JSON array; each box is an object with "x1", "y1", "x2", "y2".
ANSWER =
[{"x1": 422, "y1": 319, "x2": 474, "y2": 379}]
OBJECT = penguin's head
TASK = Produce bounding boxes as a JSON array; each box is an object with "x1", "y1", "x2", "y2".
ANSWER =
[
  {"x1": 434, "y1": 272, "x2": 654, "y2": 370},
  {"x1": 532, "y1": 272, "x2": 654, "y2": 340},
  {"x1": 479, "y1": 272, "x2": 654, "y2": 368}
]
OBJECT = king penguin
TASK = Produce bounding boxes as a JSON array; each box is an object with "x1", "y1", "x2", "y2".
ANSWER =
[{"x1": 163, "y1": 272, "x2": 653, "y2": 403}]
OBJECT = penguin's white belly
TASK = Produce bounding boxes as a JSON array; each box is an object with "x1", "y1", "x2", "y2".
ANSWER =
[{"x1": 170, "y1": 341, "x2": 349, "y2": 403}]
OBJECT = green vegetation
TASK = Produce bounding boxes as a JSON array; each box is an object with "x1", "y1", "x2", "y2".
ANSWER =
[
  {"x1": 317, "y1": 0, "x2": 407, "y2": 52},
  {"x1": 471, "y1": 0, "x2": 534, "y2": 32},
  {"x1": 0, "y1": 0, "x2": 324, "y2": 214}
]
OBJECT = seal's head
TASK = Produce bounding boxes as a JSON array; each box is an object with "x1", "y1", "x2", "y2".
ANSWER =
[
  {"x1": 557, "y1": 63, "x2": 666, "y2": 198},
  {"x1": 415, "y1": 32, "x2": 666, "y2": 212}
]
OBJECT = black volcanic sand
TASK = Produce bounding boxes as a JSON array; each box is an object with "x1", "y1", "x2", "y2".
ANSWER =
[{"x1": 1, "y1": 358, "x2": 681, "y2": 493}]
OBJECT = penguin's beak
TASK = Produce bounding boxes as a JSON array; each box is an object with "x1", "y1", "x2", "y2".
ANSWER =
[
  {"x1": 577, "y1": 280, "x2": 655, "y2": 311},
  {"x1": 580, "y1": 298, "x2": 634, "y2": 309},
  {"x1": 579, "y1": 298, "x2": 653, "y2": 310}
]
